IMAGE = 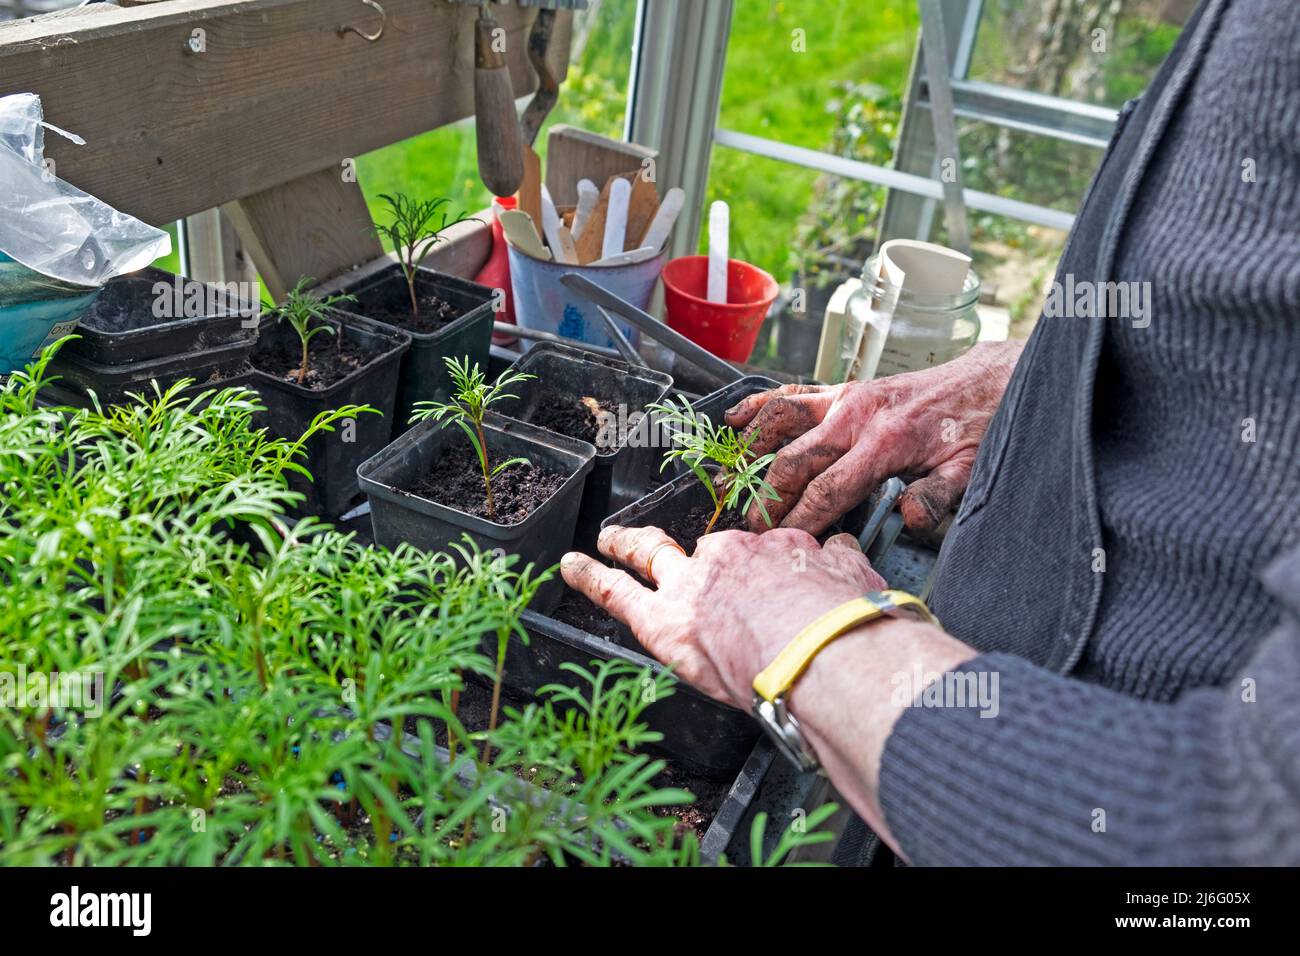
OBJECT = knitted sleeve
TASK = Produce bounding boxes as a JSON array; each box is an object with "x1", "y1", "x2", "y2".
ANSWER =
[{"x1": 878, "y1": 546, "x2": 1300, "y2": 866}]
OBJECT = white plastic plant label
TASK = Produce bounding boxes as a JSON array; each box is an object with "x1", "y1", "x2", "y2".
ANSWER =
[{"x1": 0, "y1": 92, "x2": 171, "y2": 374}]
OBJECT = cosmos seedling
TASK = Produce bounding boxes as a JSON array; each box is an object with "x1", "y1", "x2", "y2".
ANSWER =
[
  {"x1": 265, "y1": 277, "x2": 356, "y2": 386},
  {"x1": 410, "y1": 357, "x2": 534, "y2": 522},
  {"x1": 649, "y1": 397, "x2": 780, "y2": 535},
  {"x1": 375, "y1": 193, "x2": 476, "y2": 318}
]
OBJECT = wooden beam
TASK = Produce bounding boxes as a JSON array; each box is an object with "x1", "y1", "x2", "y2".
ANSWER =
[{"x1": 0, "y1": 0, "x2": 571, "y2": 226}]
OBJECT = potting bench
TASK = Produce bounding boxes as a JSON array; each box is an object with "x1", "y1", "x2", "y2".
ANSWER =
[{"x1": 0, "y1": 0, "x2": 863, "y2": 864}]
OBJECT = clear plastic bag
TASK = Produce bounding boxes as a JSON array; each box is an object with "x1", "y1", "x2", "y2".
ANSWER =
[
  {"x1": 0, "y1": 93, "x2": 171, "y2": 373},
  {"x1": 0, "y1": 92, "x2": 170, "y2": 288}
]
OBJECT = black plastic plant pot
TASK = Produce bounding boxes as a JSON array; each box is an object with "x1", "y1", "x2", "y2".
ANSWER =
[
  {"x1": 688, "y1": 373, "x2": 782, "y2": 420},
  {"x1": 514, "y1": 607, "x2": 760, "y2": 780},
  {"x1": 45, "y1": 338, "x2": 254, "y2": 406},
  {"x1": 65, "y1": 266, "x2": 258, "y2": 365},
  {"x1": 659, "y1": 373, "x2": 781, "y2": 484},
  {"x1": 503, "y1": 342, "x2": 673, "y2": 551},
  {"x1": 357, "y1": 411, "x2": 596, "y2": 612},
  {"x1": 250, "y1": 312, "x2": 410, "y2": 518},
  {"x1": 337, "y1": 263, "x2": 495, "y2": 432},
  {"x1": 41, "y1": 367, "x2": 254, "y2": 411},
  {"x1": 612, "y1": 462, "x2": 871, "y2": 544}
]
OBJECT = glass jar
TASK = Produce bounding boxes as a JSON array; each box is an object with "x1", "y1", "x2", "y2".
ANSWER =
[{"x1": 840, "y1": 253, "x2": 981, "y2": 380}]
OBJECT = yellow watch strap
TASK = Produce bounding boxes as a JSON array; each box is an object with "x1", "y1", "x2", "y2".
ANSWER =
[{"x1": 752, "y1": 590, "x2": 937, "y2": 703}]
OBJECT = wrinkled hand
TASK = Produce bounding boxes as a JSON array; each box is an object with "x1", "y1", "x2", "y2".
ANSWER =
[
  {"x1": 560, "y1": 525, "x2": 886, "y2": 709},
  {"x1": 726, "y1": 340, "x2": 1024, "y2": 535}
]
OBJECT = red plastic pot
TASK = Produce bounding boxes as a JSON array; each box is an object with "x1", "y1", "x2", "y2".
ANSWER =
[
  {"x1": 475, "y1": 195, "x2": 516, "y2": 345},
  {"x1": 661, "y1": 255, "x2": 779, "y2": 363}
]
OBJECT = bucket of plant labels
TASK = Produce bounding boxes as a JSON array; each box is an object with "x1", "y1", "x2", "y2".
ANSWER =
[
  {"x1": 507, "y1": 243, "x2": 667, "y2": 352},
  {"x1": 661, "y1": 255, "x2": 779, "y2": 363}
]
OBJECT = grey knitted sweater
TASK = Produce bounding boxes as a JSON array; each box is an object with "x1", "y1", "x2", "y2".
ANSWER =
[{"x1": 878, "y1": 0, "x2": 1300, "y2": 865}]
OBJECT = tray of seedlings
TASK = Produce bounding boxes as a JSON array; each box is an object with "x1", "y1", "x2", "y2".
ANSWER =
[
  {"x1": 4, "y1": 346, "x2": 850, "y2": 867},
  {"x1": 249, "y1": 278, "x2": 410, "y2": 518},
  {"x1": 337, "y1": 195, "x2": 495, "y2": 429}
]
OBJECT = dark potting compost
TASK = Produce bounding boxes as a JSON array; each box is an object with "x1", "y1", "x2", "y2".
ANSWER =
[
  {"x1": 251, "y1": 324, "x2": 383, "y2": 390},
  {"x1": 662, "y1": 503, "x2": 747, "y2": 551},
  {"x1": 550, "y1": 588, "x2": 628, "y2": 642},
  {"x1": 336, "y1": 264, "x2": 495, "y2": 429},
  {"x1": 527, "y1": 390, "x2": 611, "y2": 446},
  {"x1": 347, "y1": 274, "x2": 459, "y2": 334},
  {"x1": 407, "y1": 441, "x2": 567, "y2": 525},
  {"x1": 504, "y1": 344, "x2": 673, "y2": 551},
  {"x1": 249, "y1": 312, "x2": 410, "y2": 517}
]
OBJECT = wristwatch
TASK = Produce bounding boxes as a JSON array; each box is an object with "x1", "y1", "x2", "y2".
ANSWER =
[{"x1": 751, "y1": 589, "x2": 938, "y2": 773}]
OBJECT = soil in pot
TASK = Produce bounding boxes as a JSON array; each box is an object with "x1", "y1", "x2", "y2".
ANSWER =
[
  {"x1": 406, "y1": 442, "x2": 568, "y2": 525},
  {"x1": 349, "y1": 273, "x2": 462, "y2": 334},
  {"x1": 526, "y1": 390, "x2": 614, "y2": 447},
  {"x1": 550, "y1": 588, "x2": 628, "y2": 641},
  {"x1": 250, "y1": 320, "x2": 383, "y2": 389},
  {"x1": 661, "y1": 503, "x2": 748, "y2": 552}
]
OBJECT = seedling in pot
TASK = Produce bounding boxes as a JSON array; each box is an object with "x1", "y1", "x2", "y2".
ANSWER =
[
  {"x1": 649, "y1": 397, "x2": 780, "y2": 535},
  {"x1": 374, "y1": 193, "x2": 477, "y2": 319},
  {"x1": 409, "y1": 356, "x2": 535, "y2": 522},
  {"x1": 265, "y1": 277, "x2": 357, "y2": 386}
]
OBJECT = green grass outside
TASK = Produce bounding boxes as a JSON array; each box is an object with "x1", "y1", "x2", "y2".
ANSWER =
[
  {"x1": 151, "y1": 1, "x2": 1176, "y2": 304},
  {"x1": 348, "y1": 0, "x2": 918, "y2": 282}
]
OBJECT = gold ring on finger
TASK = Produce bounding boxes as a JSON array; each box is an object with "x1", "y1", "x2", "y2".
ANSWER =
[{"x1": 645, "y1": 541, "x2": 687, "y2": 586}]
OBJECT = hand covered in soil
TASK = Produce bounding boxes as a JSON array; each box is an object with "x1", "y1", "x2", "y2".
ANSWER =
[
  {"x1": 560, "y1": 525, "x2": 886, "y2": 710},
  {"x1": 725, "y1": 340, "x2": 1024, "y2": 535}
]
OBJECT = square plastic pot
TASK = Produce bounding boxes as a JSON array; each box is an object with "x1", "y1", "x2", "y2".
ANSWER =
[
  {"x1": 250, "y1": 312, "x2": 410, "y2": 518},
  {"x1": 503, "y1": 342, "x2": 673, "y2": 550},
  {"x1": 612, "y1": 461, "x2": 871, "y2": 544},
  {"x1": 46, "y1": 338, "x2": 255, "y2": 406},
  {"x1": 41, "y1": 367, "x2": 254, "y2": 411},
  {"x1": 357, "y1": 411, "x2": 596, "y2": 612},
  {"x1": 63, "y1": 266, "x2": 258, "y2": 366},
  {"x1": 337, "y1": 264, "x2": 495, "y2": 433},
  {"x1": 656, "y1": 373, "x2": 781, "y2": 485}
]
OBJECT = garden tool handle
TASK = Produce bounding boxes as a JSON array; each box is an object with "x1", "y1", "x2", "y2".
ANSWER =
[
  {"x1": 474, "y1": 8, "x2": 525, "y2": 197},
  {"x1": 559, "y1": 272, "x2": 744, "y2": 385},
  {"x1": 594, "y1": 306, "x2": 648, "y2": 368}
]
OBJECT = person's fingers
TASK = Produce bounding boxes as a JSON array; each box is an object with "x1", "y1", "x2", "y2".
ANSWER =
[
  {"x1": 745, "y1": 428, "x2": 843, "y2": 531},
  {"x1": 560, "y1": 552, "x2": 658, "y2": 631},
  {"x1": 898, "y1": 457, "x2": 975, "y2": 532},
  {"x1": 823, "y1": 532, "x2": 863, "y2": 553},
  {"x1": 781, "y1": 443, "x2": 888, "y2": 536},
  {"x1": 597, "y1": 524, "x2": 690, "y2": 585},
  {"x1": 822, "y1": 532, "x2": 887, "y2": 590},
  {"x1": 724, "y1": 383, "x2": 826, "y2": 429},
  {"x1": 738, "y1": 393, "x2": 837, "y2": 457},
  {"x1": 689, "y1": 527, "x2": 753, "y2": 559}
]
